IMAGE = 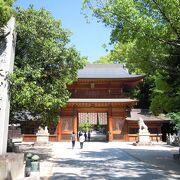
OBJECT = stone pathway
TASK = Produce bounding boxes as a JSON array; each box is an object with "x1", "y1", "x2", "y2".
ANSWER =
[{"x1": 47, "y1": 142, "x2": 180, "y2": 180}]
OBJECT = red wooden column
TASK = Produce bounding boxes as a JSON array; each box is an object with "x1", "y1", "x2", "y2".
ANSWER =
[
  {"x1": 57, "y1": 117, "x2": 62, "y2": 141},
  {"x1": 122, "y1": 107, "x2": 129, "y2": 141},
  {"x1": 108, "y1": 106, "x2": 113, "y2": 141},
  {"x1": 73, "y1": 105, "x2": 78, "y2": 139}
]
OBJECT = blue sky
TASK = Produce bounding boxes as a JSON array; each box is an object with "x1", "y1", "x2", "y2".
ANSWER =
[{"x1": 13, "y1": 0, "x2": 112, "y2": 62}]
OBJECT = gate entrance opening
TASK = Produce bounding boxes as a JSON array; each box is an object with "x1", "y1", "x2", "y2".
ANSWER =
[{"x1": 78, "y1": 112, "x2": 108, "y2": 142}]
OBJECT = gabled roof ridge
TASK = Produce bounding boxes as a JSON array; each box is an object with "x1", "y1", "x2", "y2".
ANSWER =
[
  {"x1": 78, "y1": 64, "x2": 143, "y2": 79},
  {"x1": 85, "y1": 64, "x2": 124, "y2": 68}
]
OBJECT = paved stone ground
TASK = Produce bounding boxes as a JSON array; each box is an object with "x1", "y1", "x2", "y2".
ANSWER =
[
  {"x1": 17, "y1": 142, "x2": 180, "y2": 179},
  {"x1": 44, "y1": 142, "x2": 180, "y2": 180},
  {"x1": 17, "y1": 142, "x2": 53, "y2": 179},
  {"x1": 119, "y1": 142, "x2": 180, "y2": 173}
]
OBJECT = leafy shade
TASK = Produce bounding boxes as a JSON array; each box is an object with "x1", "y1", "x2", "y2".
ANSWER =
[
  {"x1": 93, "y1": 54, "x2": 114, "y2": 64},
  {"x1": 167, "y1": 112, "x2": 180, "y2": 130},
  {"x1": 150, "y1": 73, "x2": 180, "y2": 114},
  {"x1": 79, "y1": 123, "x2": 93, "y2": 132},
  {"x1": 83, "y1": 0, "x2": 180, "y2": 72},
  {"x1": 83, "y1": 0, "x2": 180, "y2": 47},
  {"x1": 10, "y1": 7, "x2": 86, "y2": 124},
  {"x1": 0, "y1": 0, "x2": 15, "y2": 27}
]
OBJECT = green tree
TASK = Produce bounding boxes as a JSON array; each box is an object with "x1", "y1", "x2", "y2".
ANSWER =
[
  {"x1": 150, "y1": 73, "x2": 180, "y2": 114},
  {"x1": 79, "y1": 123, "x2": 93, "y2": 132},
  {"x1": 93, "y1": 53, "x2": 114, "y2": 64},
  {"x1": 132, "y1": 76, "x2": 155, "y2": 109},
  {"x1": 83, "y1": 0, "x2": 179, "y2": 47},
  {"x1": 83, "y1": 0, "x2": 180, "y2": 115},
  {"x1": 0, "y1": 0, "x2": 15, "y2": 37},
  {"x1": 167, "y1": 112, "x2": 180, "y2": 131},
  {"x1": 83, "y1": 0, "x2": 179, "y2": 72},
  {"x1": 0, "y1": 0, "x2": 15, "y2": 26},
  {"x1": 10, "y1": 7, "x2": 86, "y2": 124}
]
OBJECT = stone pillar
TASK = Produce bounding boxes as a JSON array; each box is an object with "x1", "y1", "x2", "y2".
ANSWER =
[
  {"x1": 138, "y1": 132, "x2": 151, "y2": 143},
  {"x1": 36, "y1": 126, "x2": 49, "y2": 142},
  {"x1": 0, "y1": 17, "x2": 16, "y2": 154}
]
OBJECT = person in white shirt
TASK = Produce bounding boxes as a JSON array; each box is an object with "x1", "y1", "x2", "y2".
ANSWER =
[{"x1": 79, "y1": 134, "x2": 85, "y2": 149}]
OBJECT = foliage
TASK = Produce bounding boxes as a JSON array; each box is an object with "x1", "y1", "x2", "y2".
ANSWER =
[
  {"x1": 93, "y1": 53, "x2": 114, "y2": 64},
  {"x1": 167, "y1": 112, "x2": 180, "y2": 131},
  {"x1": 83, "y1": 0, "x2": 180, "y2": 72},
  {"x1": 132, "y1": 76, "x2": 155, "y2": 109},
  {"x1": 79, "y1": 123, "x2": 93, "y2": 132},
  {"x1": 0, "y1": 0, "x2": 15, "y2": 27},
  {"x1": 10, "y1": 7, "x2": 86, "y2": 125},
  {"x1": 83, "y1": 0, "x2": 180, "y2": 46},
  {"x1": 83, "y1": 0, "x2": 180, "y2": 116},
  {"x1": 0, "y1": 0, "x2": 15, "y2": 40},
  {"x1": 150, "y1": 73, "x2": 180, "y2": 114}
]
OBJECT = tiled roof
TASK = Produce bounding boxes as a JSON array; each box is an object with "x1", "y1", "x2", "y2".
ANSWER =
[
  {"x1": 78, "y1": 64, "x2": 143, "y2": 79},
  {"x1": 12, "y1": 111, "x2": 40, "y2": 121},
  {"x1": 126, "y1": 109, "x2": 169, "y2": 121}
]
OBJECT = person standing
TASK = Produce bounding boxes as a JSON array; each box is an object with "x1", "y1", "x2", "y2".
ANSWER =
[
  {"x1": 78, "y1": 131, "x2": 82, "y2": 139},
  {"x1": 88, "y1": 131, "x2": 91, "y2": 141},
  {"x1": 79, "y1": 134, "x2": 85, "y2": 149},
  {"x1": 71, "y1": 131, "x2": 76, "y2": 149},
  {"x1": 84, "y1": 132, "x2": 87, "y2": 141}
]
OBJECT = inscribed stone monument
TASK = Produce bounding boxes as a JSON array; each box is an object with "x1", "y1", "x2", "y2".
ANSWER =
[{"x1": 0, "y1": 17, "x2": 16, "y2": 154}]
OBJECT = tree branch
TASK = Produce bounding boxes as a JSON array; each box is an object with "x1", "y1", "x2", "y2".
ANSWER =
[
  {"x1": 156, "y1": 38, "x2": 180, "y2": 47},
  {"x1": 152, "y1": 0, "x2": 179, "y2": 38}
]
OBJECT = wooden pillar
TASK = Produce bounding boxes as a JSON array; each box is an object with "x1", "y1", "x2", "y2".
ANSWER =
[
  {"x1": 57, "y1": 117, "x2": 62, "y2": 141},
  {"x1": 123, "y1": 121, "x2": 129, "y2": 141},
  {"x1": 108, "y1": 106, "x2": 113, "y2": 141},
  {"x1": 73, "y1": 105, "x2": 78, "y2": 139},
  {"x1": 123, "y1": 106, "x2": 129, "y2": 141}
]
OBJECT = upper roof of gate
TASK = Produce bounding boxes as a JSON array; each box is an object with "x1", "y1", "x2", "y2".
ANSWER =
[{"x1": 77, "y1": 64, "x2": 143, "y2": 79}]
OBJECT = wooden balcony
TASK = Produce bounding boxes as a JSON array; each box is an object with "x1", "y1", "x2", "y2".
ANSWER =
[{"x1": 69, "y1": 89, "x2": 130, "y2": 99}]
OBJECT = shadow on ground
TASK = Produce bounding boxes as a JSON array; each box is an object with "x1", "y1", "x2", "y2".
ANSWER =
[
  {"x1": 49, "y1": 145, "x2": 180, "y2": 180},
  {"x1": 120, "y1": 147, "x2": 180, "y2": 173},
  {"x1": 18, "y1": 143, "x2": 52, "y2": 161}
]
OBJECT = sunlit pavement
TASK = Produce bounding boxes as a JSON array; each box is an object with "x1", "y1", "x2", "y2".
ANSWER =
[{"x1": 44, "y1": 142, "x2": 180, "y2": 180}]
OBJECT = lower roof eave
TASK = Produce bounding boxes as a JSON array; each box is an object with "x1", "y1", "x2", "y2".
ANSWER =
[
  {"x1": 126, "y1": 118, "x2": 170, "y2": 121},
  {"x1": 68, "y1": 98, "x2": 138, "y2": 103}
]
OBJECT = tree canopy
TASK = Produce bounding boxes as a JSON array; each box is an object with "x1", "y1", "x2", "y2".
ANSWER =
[
  {"x1": 83, "y1": 0, "x2": 180, "y2": 46},
  {"x1": 10, "y1": 7, "x2": 86, "y2": 124},
  {"x1": 83, "y1": 0, "x2": 179, "y2": 71},
  {"x1": 0, "y1": 0, "x2": 15, "y2": 38},
  {"x1": 167, "y1": 112, "x2": 180, "y2": 130},
  {"x1": 93, "y1": 53, "x2": 114, "y2": 64},
  {"x1": 0, "y1": 0, "x2": 15, "y2": 26},
  {"x1": 83, "y1": 0, "x2": 180, "y2": 116}
]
